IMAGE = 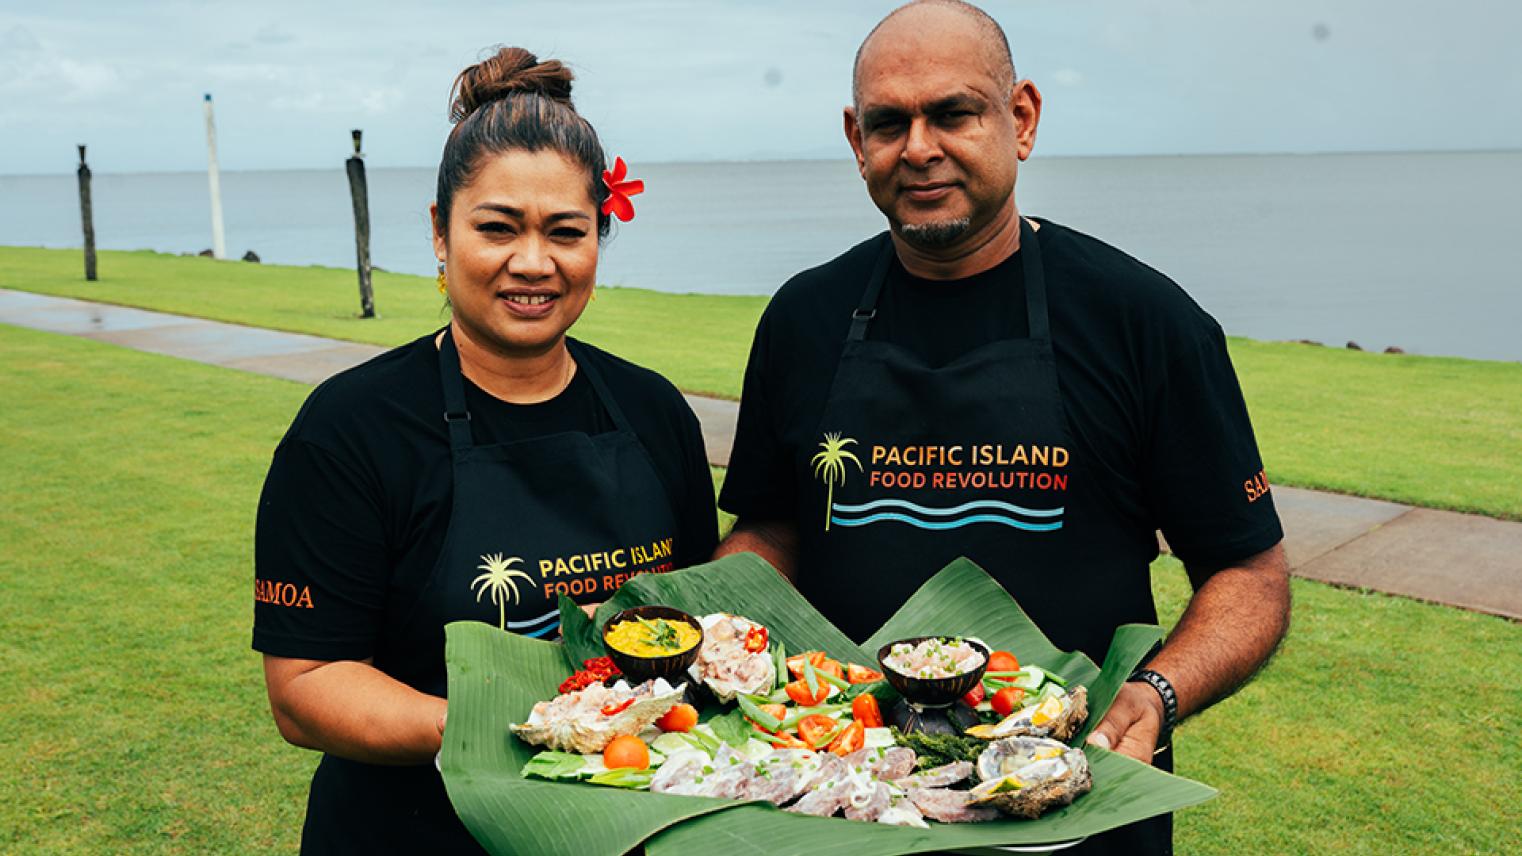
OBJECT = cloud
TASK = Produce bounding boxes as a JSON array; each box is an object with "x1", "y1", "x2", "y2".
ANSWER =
[
  {"x1": 254, "y1": 23, "x2": 296, "y2": 46},
  {"x1": 1051, "y1": 68, "x2": 1084, "y2": 87}
]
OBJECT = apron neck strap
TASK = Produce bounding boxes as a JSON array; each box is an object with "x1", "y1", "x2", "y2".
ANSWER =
[
  {"x1": 565, "y1": 337, "x2": 636, "y2": 433},
  {"x1": 436, "y1": 328, "x2": 636, "y2": 452},
  {"x1": 848, "y1": 217, "x2": 1051, "y2": 343},
  {"x1": 438, "y1": 327, "x2": 475, "y2": 451},
  {"x1": 1020, "y1": 217, "x2": 1051, "y2": 341}
]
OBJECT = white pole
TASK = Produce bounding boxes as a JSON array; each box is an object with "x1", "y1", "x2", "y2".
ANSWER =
[{"x1": 203, "y1": 93, "x2": 226, "y2": 260}]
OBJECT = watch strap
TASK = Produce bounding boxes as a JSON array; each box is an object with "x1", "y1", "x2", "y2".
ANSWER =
[{"x1": 1128, "y1": 668, "x2": 1178, "y2": 742}]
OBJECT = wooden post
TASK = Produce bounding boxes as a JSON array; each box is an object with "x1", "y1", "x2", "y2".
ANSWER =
[
  {"x1": 203, "y1": 93, "x2": 227, "y2": 260},
  {"x1": 345, "y1": 129, "x2": 376, "y2": 318},
  {"x1": 77, "y1": 145, "x2": 97, "y2": 281}
]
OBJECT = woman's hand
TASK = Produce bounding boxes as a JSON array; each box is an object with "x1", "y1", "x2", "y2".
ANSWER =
[{"x1": 579, "y1": 601, "x2": 602, "y2": 618}]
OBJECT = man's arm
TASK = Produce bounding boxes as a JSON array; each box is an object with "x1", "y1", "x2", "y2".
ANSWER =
[
  {"x1": 263, "y1": 655, "x2": 447, "y2": 765},
  {"x1": 1087, "y1": 541, "x2": 1290, "y2": 763},
  {"x1": 714, "y1": 517, "x2": 801, "y2": 583}
]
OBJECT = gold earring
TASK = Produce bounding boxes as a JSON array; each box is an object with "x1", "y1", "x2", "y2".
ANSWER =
[
  {"x1": 589, "y1": 286, "x2": 597, "y2": 303},
  {"x1": 436, "y1": 262, "x2": 447, "y2": 295}
]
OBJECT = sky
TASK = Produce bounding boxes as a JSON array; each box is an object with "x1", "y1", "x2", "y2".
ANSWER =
[{"x1": 1, "y1": 0, "x2": 1518, "y2": 175}]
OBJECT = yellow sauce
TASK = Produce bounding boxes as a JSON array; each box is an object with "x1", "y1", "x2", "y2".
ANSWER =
[{"x1": 606, "y1": 618, "x2": 700, "y2": 658}]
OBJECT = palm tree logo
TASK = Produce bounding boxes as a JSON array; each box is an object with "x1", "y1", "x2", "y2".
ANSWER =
[
  {"x1": 470, "y1": 553, "x2": 534, "y2": 631},
  {"x1": 811, "y1": 432, "x2": 862, "y2": 531}
]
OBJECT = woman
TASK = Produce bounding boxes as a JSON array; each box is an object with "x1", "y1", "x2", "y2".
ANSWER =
[{"x1": 252, "y1": 47, "x2": 717, "y2": 853}]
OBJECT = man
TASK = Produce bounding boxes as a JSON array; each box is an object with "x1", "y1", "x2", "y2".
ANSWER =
[{"x1": 715, "y1": 1, "x2": 1291, "y2": 852}]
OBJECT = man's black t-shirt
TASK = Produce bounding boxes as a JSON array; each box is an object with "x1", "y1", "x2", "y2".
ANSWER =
[
  {"x1": 720, "y1": 218, "x2": 1282, "y2": 652},
  {"x1": 253, "y1": 332, "x2": 718, "y2": 673}
]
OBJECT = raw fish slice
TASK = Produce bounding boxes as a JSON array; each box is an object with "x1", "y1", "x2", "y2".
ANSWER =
[
  {"x1": 786, "y1": 756, "x2": 852, "y2": 817},
  {"x1": 739, "y1": 750, "x2": 816, "y2": 805},
  {"x1": 844, "y1": 745, "x2": 917, "y2": 781},
  {"x1": 843, "y1": 780, "x2": 893, "y2": 822},
  {"x1": 650, "y1": 753, "x2": 709, "y2": 796},
  {"x1": 890, "y1": 760, "x2": 975, "y2": 790},
  {"x1": 877, "y1": 794, "x2": 929, "y2": 828},
  {"x1": 907, "y1": 787, "x2": 1001, "y2": 823},
  {"x1": 689, "y1": 613, "x2": 776, "y2": 703}
]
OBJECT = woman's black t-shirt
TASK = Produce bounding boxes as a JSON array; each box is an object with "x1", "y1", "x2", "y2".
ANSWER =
[{"x1": 252, "y1": 332, "x2": 718, "y2": 672}]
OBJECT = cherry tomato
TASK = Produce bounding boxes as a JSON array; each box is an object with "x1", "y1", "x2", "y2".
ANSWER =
[
  {"x1": 827, "y1": 721, "x2": 865, "y2": 756},
  {"x1": 795, "y1": 714, "x2": 837, "y2": 747},
  {"x1": 770, "y1": 730, "x2": 809, "y2": 749},
  {"x1": 744, "y1": 625, "x2": 769, "y2": 653},
  {"x1": 786, "y1": 650, "x2": 828, "y2": 680},
  {"x1": 748, "y1": 702, "x2": 789, "y2": 733},
  {"x1": 846, "y1": 663, "x2": 885, "y2": 684},
  {"x1": 785, "y1": 679, "x2": 830, "y2": 707},
  {"x1": 851, "y1": 693, "x2": 884, "y2": 728},
  {"x1": 602, "y1": 734, "x2": 649, "y2": 770},
  {"x1": 655, "y1": 703, "x2": 698, "y2": 733},
  {"x1": 960, "y1": 684, "x2": 986, "y2": 708},
  {"x1": 987, "y1": 650, "x2": 1021, "y2": 674},
  {"x1": 991, "y1": 686, "x2": 1027, "y2": 717}
]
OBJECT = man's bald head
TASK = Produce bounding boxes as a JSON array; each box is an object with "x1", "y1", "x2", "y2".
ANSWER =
[{"x1": 852, "y1": 0, "x2": 1016, "y2": 107}]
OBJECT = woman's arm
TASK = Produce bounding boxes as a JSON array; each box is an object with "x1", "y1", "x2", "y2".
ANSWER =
[{"x1": 263, "y1": 655, "x2": 447, "y2": 766}]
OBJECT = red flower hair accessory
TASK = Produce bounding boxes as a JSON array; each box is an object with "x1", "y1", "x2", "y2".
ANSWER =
[{"x1": 601, "y1": 156, "x2": 644, "y2": 222}]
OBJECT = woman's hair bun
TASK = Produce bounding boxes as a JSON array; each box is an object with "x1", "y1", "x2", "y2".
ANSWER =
[{"x1": 449, "y1": 46, "x2": 575, "y2": 123}]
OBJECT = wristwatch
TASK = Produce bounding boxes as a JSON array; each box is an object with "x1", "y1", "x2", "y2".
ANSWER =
[{"x1": 1128, "y1": 668, "x2": 1178, "y2": 752}]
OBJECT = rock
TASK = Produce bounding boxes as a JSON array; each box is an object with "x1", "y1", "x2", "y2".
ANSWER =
[
  {"x1": 1383, "y1": 346, "x2": 1405, "y2": 354},
  {"x1": 197, "y1": 249, "x2": 214, "y2": 257},
  {"x1": 1292, "y1": 339, "x2": 1324, "y2": 347},
  {"x1": 241, "y1": 250, "x2": 261, "y2": 263},
  {"x1": 1345, "y1": 341, "x2": 1363, "y2": 351}
]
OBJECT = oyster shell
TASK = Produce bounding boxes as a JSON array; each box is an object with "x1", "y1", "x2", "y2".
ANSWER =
[
  {"x1": 964, "y1": 685, "x2": 1088, "y2": 742},
  {"x1": 968, "y1": 736, "x2": 1092, "y2": 819},
  {"x1": 688, "y1": 612, "x2": 776, "y2": 702},
  {"x1": 510, "y1": 677, "x2": 683, "y2": 754}
]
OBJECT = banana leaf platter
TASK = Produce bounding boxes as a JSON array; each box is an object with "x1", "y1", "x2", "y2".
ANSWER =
[{"x1": 441, "y1": 554, "x2": 1217, "y2": 855}]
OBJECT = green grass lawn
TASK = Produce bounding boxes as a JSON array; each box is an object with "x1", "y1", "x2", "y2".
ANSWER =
[
  {"x1": 3, "y1": 324, "x2": 1518, "y2": 853},
  {"x1": 4, "y1": 247, "x2": 1520, "y2": 521}
]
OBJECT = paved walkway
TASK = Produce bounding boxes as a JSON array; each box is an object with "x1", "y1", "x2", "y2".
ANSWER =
[{"x1": 5, "y1": 288, "x2": 1519, "y2": 621}]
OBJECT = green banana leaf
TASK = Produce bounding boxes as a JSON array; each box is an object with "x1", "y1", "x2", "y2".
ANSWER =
[{"x1": 442, "y1": 554, "x2": 1216, "y2": 856}]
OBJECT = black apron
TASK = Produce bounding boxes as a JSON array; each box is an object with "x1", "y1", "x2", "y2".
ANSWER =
[
  {"x1": 301, "y1": 330, "x2": 681, "y2": 855},
  {"x1": 795, "y1": 218, "x2": 1171, "y2": 854}
]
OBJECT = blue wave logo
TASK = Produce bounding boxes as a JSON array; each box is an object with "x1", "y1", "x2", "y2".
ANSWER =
[
  {"x1": 505, "y1": 608, "x2": 561, "y2": 638},
  {"x1": 830, "y1": 498, "x2": 1064, "y2": 532}
]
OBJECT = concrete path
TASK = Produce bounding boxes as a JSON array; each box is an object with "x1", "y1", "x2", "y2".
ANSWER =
[{"x1": 4, "y1": 288, "x2": 1519, "y2": 621}]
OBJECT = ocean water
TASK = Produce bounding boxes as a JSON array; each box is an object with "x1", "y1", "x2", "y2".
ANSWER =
[{"x1": 2, "y1": 151, "x2": 1519, "y2": 361}]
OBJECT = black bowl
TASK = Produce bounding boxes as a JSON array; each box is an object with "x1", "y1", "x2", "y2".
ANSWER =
[
  {"x1": 876, "y1": 636, "x2": 990, "y2": 708},
  {"x1": 602, "y1": 606, "x2": 703, "y2": 684}
]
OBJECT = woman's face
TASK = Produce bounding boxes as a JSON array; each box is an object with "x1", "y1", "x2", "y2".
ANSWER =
[{"x1": 432, "y1": 149, "x2": 599, "y2": 357}]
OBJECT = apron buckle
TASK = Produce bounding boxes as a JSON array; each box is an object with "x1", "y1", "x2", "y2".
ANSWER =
[{"x1": 443, "y1": 409, "x2": 471, "y2": 423}]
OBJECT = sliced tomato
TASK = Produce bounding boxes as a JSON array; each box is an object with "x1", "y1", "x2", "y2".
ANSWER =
[
  {"x1": 599, "y1": 698, "x2": 635, "y2": 716},
  {"x1": 991, "y1": 686, "x2": 1026, "y2": 717},
  {"x1": 785, "y1": 679, "x2": 830, "y2": 707},
  {"x1": 748, "y1": 702, "x2": 789, "y2": 734},
  {"x1": 960, "y1": 683, "x2": 986, "y2": 708},
  {"x1": 795, "y1": 714, "x2": 837, "y2": 747},
  {"x1": 786, "y1": 650, "x2": 828, "y2": 679},
  {"x1": 851, "y1": 693, "x2": 884, "y2": 728},
  {"x1": 846, "y1": 663, "x2": 885, "y2": 684},
  {"x1": 827, "y1": 720, "x2": 865, "y2": 756},
  {"x1": 744, "y1": 625, "x2": 769, "y2": 653},
  {"x1": 817, "y1": 658, "x2": 845, "y2": 681},
  {"x1": 987, "y1": 650, "x2": 1021, "y2": 674},
  {"x1": 770, "y1": 730, "x2": 809, "y2": 749}
]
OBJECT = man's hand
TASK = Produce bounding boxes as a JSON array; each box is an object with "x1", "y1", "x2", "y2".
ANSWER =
[{"x1": 1086, "y1": 681, "x2": 1166, "y2": 764}]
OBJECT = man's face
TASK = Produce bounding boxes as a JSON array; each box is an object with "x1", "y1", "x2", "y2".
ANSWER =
[{"x1": 846, "y1": 15, "x2": 1036, "y2": 249}]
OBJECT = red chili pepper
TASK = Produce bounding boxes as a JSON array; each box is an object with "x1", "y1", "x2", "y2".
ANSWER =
[
  {"x1": 744, "y1": 626, "x2": 769, "y2": 653},
  {"x1": 600, "y1": 698, "x2": 635, "y2": 716}
]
